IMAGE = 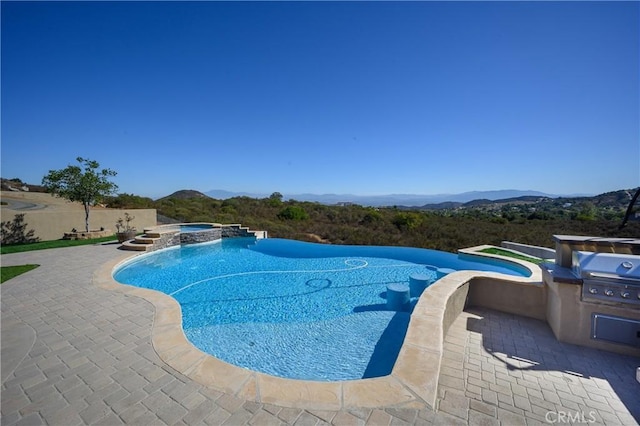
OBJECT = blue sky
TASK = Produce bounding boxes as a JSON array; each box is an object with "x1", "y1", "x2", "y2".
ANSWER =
[{"x1": 2, "y1": 1, "x2": 638, "y2": 199}]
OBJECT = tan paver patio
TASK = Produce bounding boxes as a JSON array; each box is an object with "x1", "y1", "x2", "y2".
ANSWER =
[{"x1": 2, "y1": 244, "x2": 639, "y2": 425}]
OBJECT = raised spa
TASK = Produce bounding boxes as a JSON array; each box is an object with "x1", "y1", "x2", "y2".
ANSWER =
[{"x1": 179, "y1": 224, "x2": 215, "y2": 233}]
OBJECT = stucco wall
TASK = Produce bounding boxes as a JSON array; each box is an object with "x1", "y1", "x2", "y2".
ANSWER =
[
  {"x1": 10, "y1": 209, "x2": 157, "y2": 241},
  {"x1": 1, "y1": 191, "x2": 156, "y2": 241},
  {"x1": 467, "y1": 277, "x2": 547, "y2": 321},
  {"x1": 501, "y1": 241, "x2": 556, "y2": 260}
]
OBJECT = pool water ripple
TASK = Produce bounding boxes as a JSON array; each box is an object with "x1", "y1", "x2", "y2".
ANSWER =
[
  {"x1": 187, "y1": 311, "x2": 410, "y2": 381},
  {"x1": 169, "y1": 257, "x2": 369, "y2": 296}
]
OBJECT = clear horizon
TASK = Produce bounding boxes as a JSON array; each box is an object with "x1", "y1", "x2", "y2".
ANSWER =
[{"x1": 2, "y1": 1, "x2": 638, "y2": 200}]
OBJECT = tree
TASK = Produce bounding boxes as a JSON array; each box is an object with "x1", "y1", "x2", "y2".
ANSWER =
[
  {"x1": 42, "y1": 157, "x2": 118, "y2": 232},
  {"x1": 267, "y1": 192, "x2": 284, "y2": 207}
]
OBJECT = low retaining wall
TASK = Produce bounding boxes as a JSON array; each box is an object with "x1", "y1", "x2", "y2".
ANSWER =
[
  {"x1": 467, "y1": 276, "x2": 547, "y2": 320},
  {"x1": 501, "y1": 241, "x2": 556, "y2": 260},
  {"x1": 63, "y1": 229, "x2": 115, "y2": 240},
  {"x1": 405, "y1": 251, "x2": 543, "y2": 408}
]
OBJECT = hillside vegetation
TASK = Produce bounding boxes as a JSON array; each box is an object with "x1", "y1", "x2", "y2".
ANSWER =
[{"x1": 105, "y1": 188, "x2": 640, "y2": 253}]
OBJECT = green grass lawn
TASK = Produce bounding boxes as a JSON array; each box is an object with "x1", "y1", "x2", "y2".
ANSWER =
[
  {"x1": 1, "y1": 264, "x2": 40, "y2": 283},
  {"x1": 479, "y1": 247, "x2": 544, "y2": 265},
  {"x1": 1, "y1": 235, "x2": 118, "y2": 255},
  {"x1": 1, "y1": 235, "x2": 120, "y2": 283}
]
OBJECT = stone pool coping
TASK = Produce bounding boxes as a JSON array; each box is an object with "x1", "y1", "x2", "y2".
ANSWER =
[{"x1": 94, "y1": 246, "x2": 541, "y2": 410}]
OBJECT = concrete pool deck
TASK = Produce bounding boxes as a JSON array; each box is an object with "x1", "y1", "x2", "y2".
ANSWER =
[{"x1": 2, "y1": 244, "x2": 639, "y2": 425}]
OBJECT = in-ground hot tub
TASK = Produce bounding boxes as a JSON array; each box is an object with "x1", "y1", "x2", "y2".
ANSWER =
[{"x1": 180, "y1": 224, "x2": 215, "y2": 233}]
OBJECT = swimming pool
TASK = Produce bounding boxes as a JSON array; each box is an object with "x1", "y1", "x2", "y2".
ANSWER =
[{"x1": 113, "y1": 238, "x2": 530, "y2": 381}]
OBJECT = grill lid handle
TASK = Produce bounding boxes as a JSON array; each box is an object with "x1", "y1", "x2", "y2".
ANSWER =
[{"x1": 586, "y1": 272, "x2": 640, "y2": 283}]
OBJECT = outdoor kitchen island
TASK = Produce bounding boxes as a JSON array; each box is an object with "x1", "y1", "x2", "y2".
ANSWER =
[{"x1": 542, "y1": 235, "x2": 640, "y2": 358}]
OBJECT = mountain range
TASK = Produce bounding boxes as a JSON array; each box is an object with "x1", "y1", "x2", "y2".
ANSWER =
[{"x1": 203, "y1": 189, "x2": 585, "y2": 207}]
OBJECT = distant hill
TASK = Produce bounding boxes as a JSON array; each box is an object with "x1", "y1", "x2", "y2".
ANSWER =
[
  {"x1": 585, "y1": 188, "x2": 637, "y2": 208},
  {"x1": 418, "y1": 201, "x2": 464, "y2": 210},
  {"x1": 206, "y1": 189, "x2": 268, "y2": 199},
  {"x1": 203, "y1": 188, "x2": 560, "y2": 206},
  {"x1": 154, "y1": 187, "x2": 637, "y2": 211},
  {"x1": 416, "y1": 196, "x2": 553, "y2": 211},
  {"x1": 462, "y1": 198, "x2": 494, "y2": 208},
  {"x1": 414, "y1": 191, "x2": 637, "y2": 212},
  {"x1": 439, "y1": 190, "x2": 556, "y2": 204},
  {"x1": 1, "y1": 178, "x2": 46, "y2": 193},
  {"x1": 462, "y1": 195, "x2": 554, "y2": 208},
  {"x1": 159, "y1": 189, "x2": 211, "y2": 200}
]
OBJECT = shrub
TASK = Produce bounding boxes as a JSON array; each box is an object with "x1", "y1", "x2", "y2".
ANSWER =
[
  {"x1": 1, "y1": 214, "x2": 39, "y2": 245},
  {"x1": 392, "y1": 212, "x2": 423, "y2": 230},
  {"x1": 278, "y1": 206, "x2": 309, "y2": 221}
]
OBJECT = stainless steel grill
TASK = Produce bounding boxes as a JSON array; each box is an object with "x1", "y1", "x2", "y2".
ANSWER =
[
  {"x1": 572, "y1": 251, "x2": 640, "y2": 348},
  {"x1": 573, "y1": 251, "x2": 640, "y2": 306}
]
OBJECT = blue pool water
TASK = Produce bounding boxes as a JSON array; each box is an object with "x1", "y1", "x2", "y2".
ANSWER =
[
  {"x1": 180, "y1": 224, "x2": 214, "y2": 233},
  {"x1": 113, "y1": 238, "x2": 530, "y2": 381}
]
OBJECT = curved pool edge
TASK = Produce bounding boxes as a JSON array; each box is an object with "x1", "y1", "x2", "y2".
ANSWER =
[
  {"x1": 457, "y1": 244, "x2": 540, "y2": 277},
  {"x1": 94, "y1": 249, "x2": 542, "y2": 410}
]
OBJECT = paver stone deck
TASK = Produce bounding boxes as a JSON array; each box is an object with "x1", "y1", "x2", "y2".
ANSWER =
[{"x1": 2, "y1": 243, "x2": 639, "y2": 425}]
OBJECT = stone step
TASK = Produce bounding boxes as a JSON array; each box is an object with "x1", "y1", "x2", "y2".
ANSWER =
[
  {"x1": 120, "y1": 240, "x2": 153, "y2": 251},
  {"x1": 143, "y1": 231, "x2": 163, "y2": 238},
  {"x1": 134, "y1": 235, "x2": 159, "y2": 244}
]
